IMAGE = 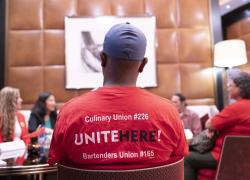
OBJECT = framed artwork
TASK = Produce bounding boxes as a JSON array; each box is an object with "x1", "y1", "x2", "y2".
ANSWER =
[{"x1": 65, "y1": 16, "x2": 157, "y2": 89}]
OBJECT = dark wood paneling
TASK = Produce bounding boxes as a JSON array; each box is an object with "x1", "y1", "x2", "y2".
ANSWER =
[
  {"x1": 211, "y1": 0, "x2": 224, "y2": 110},
  {"x1": 0, "y1": 0, "x2": 5, "y2": 89},
  {"x1": 222, "y1": 3, "x2": 250, "y2": 38}
]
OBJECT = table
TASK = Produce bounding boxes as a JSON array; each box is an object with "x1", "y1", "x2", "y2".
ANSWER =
[
  {"x1": 0, "y1": 163, "x2": 57, "y2": 180},
  {"x1": 0, "y1": 134, "x2": 57, "y2": 179}
]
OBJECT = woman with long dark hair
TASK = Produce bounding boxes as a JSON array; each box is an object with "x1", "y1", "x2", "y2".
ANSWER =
[{"x1": 28, "y1": 92, "x2": 57, "y2": 135}]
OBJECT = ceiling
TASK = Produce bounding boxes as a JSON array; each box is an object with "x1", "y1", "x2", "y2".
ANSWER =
[{"x1": 219, "y1": 0, "x2": 250, "y2": 15}]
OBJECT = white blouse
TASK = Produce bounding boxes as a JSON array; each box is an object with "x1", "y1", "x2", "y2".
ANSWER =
[{"x1": 14, "y1": 116, "x2": 22, "y2": 141}]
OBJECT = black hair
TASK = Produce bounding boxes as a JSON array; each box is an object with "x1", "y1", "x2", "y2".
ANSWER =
[
  {"x1": 174, "y1": 93, "x2": 186, "y2": 102},
  {"x1": 174, "y1": 93, "x2": 187, "y2": 106},
  {"x1": 233, "y1": 72, "x2": 250, "y2": 99},
  {"x1": 31, "y1": 92, "x2": 57, "y2": 119}
]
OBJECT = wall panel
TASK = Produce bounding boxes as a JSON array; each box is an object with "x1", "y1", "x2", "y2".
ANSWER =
[
  {"x1": 156, "y1": 29, "x2": 178, "y2": 63},
  {"x1": 44, "y1": 66, "x2": 78, "y2": 102},
  {"x1": 78, "y1": 0, "x2": 111, "y2": 16},
  {"x1": 8, "y1": 31, "x2": 43, "y2": 66},
  {"x1": 44, "y1": 30, "x2": 65, "y2": 65},
  {"x1": 178, "y1": 28, "x2": 212, "y2": 63},
  {"x1": 9, "y1": 0, "x2": 43, "y2": 30},
  {"x1": 44, "y1": 0, "x2": 77, "y2": 29},
  {"x1": 6, "y1": 0, "x2": 215, "y2": 108},
  {"x1": 178, "y1": 0, "x2": 209, "y2": 28},
  {"x1": 7, "y1": 67, "x2": 44, "y2": 104},
  {"x1": 226, "y1": 17, "x2": 250, "y2": 72},
  {"x1": 145, "y1": 0, "x2": 178, "y2": 28},
  {"x1": 111, "y1": 0, "x2": 144, "y2": 16}
]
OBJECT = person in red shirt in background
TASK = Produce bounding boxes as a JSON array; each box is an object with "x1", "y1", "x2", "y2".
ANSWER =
[
  {"x1": 0, "y1": 87, "x2": 45, "y2": 164},
  {"x1": 184, "y1": 71, "x2": 250, "y2": 180},
  {"x1": 171, "y1": 93, "x2": 202, "y2": 136},
  {"x1": 49, "y1": 23, "x2": 188, "y2": 170}
]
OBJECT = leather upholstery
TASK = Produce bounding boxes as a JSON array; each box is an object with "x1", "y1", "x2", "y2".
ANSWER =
[
  {"x1": 216, "y1": 136, "x2": 250, "y2": 180},
  {"x1": 57, "y1": 158, "x2": 184, "y2": 180},
  {"x1": 6, "y1": 0, "x2": 215, "y2": 108}
]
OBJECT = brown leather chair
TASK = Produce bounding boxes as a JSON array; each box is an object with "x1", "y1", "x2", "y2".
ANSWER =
[
  {"x1": 216, "y1": 136, "x2": 250, "y2": 180},
  {"x1": 57, "y1": 158, "x2": 184, "y2": 180}
]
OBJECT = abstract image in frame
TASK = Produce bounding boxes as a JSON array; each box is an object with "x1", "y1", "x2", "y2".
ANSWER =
[{"x1": 65, "y1": 16, "x2": 157, "y2": 89}]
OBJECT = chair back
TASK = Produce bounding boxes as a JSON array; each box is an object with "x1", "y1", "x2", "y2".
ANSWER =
[
  {"x1": 216, "y1": 136, "x2": 250, "y2": 180},
  {"x1": 58, "y1": 158, "x2": 184, "y2": 180}
]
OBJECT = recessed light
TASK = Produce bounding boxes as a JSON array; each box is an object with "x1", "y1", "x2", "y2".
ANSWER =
[{"x1": 225, "y1": 4, "x2": 231, "y2": 9}]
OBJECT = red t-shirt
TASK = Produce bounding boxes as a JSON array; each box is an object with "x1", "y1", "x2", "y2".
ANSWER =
[
  {"x1": 0, "y1": 112, "x2": 36, "y2": 165},
  {"x1": 0, "y1": 112, "x2": 44, "y2": 145},
  {"x1": 49, "y1": 87, "x2": 188, "y2": 170},
  {"x1": 0, "y1": 112, "x2": 28, "y2": 144},
  {"x1": 211, "y1": 99, "x2": 250, "y2": 161}
]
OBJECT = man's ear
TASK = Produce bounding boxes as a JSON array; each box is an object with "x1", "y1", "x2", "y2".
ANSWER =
[
  {"x1": 100, "y1": 52, "x2": 107, "y2": 67},
  {"x1": 138, "y1": 58, "x2": 148, "y2": 73}
]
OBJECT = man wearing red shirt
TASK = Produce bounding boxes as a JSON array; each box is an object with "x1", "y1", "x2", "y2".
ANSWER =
[{"x1": 49, "y1": 23, "x2": 188, "y2": 170}]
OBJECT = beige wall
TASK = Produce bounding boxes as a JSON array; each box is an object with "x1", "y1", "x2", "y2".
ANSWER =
[{"x1": 6, "y1": 0, "x2": 215, "y2": 108}]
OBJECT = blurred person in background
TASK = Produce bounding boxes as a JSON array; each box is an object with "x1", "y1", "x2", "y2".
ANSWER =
[
  {"x1": 171, "y1": 93, "x2": 201, "y2": 136},
  {"x1": 28, "y1": 92, "x2": 57, "y2": 136},
  {"x1": 185, "y1": 71, "x2": 250, "y2": 180},
  {"x1": 0, "y1": 87, "x2": 44, "y2": 164}
]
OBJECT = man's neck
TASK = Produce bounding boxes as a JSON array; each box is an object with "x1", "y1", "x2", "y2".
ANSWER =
[
  {"x1": 179, "y1": 106, "x2": 186, "y2": 114},
  {"x1": 103, "y1": 81, "x2": 136, "y2": 87}
]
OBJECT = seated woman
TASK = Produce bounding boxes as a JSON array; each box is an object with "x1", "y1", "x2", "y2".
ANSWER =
[
  {"x1": 28, "y1": 92, "x2": 57, "y2": 136},
  {"x1": 0, "y1": 87, "x2": 44, "y2": 164},
  {"x1": 184, "y1": 71, "x2": 250, "y2": 180}
]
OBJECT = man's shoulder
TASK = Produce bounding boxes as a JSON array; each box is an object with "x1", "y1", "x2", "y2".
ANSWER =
[
  {"x1": 184, "y1": 108, "x2": 199, "y2": 117},
  {"x1": 231, "y1": 99, "x2": 250, "y2": 107},
  {"x1": 140, "y1": 92, "x2": 178, "y2": 115},
  {"x1": 60, "y1": 91, "x2": 97, "y2": 113},
  {"x1": 224, "y1": 99, "x2": 250, "y2": 113},
  {"x1": 66, "y1": 92, "x2": 94, "y2": 104},
  {"x1": 139, "y1": 89, "x2": 172, "y2": 104}
]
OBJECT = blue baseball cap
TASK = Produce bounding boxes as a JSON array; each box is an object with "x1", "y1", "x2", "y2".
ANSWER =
[{"x1": 103, "y1": 22, "x2": 147, "y2": 61}]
